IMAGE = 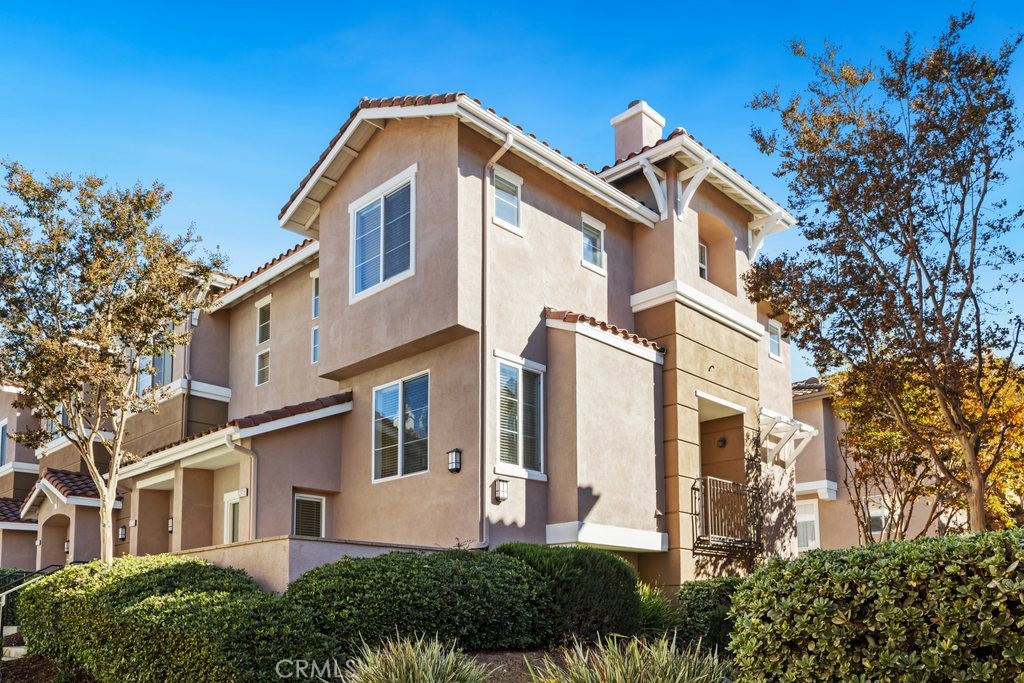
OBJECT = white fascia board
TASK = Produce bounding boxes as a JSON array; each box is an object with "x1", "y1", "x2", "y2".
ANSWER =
[
  {"x1": 189, "y1": 381, "x2": 232, "y2": 403},
  {"x1": 545, "y1": 319, "x2": 663, "y2": 364},
  {"x1": 0, "y1": 461, "x2": 39, "y2": 476},
  {"x1": 546, "y1": 521, "x2": 668, "y2": 552},
  {"x1": 119, "y1": 427, "x2": 237, "y2": 479},
  {"x1": 630, "y1": 281, "x2": 765, "y2": 341},
  {"x1": 135, "y1": 470, "x2": 176, "y2": 490},
  {"x1": 0, "y1": 385, "x2": 23, "y2": 395},
  {"x1": 212, "y1": 242, "x2": 320, "y2": 310},
  {"x1": 19, "y1": 485, "x2": 43, "y2": 518},
  {"x1": 695, "y1": 390, "x2": 748, "y2": 415},
  {"x1": 33, "y1": 477, "x2": 122, "y2": 510},
  {"x1": 66, "y1": 495, "x2": 122, "y2": 510},
  {"x1": 796, "y1": 479, "x2": 839, "y2": 501},
  {"x1": 236, "y1": 401, "x2": 352, "y2": 438},
  {"x1": 0, "y1": 522, "x2": 38, "y2": 531}
]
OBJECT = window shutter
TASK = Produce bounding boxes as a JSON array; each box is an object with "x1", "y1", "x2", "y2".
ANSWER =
[{"x1": 294, "y1": 496, "x2": 323, "y2": 537}]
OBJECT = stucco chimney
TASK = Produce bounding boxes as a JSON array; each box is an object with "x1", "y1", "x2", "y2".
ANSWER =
[{"x1": 611, "y1": 100, "x2": 666, "y2": 162}]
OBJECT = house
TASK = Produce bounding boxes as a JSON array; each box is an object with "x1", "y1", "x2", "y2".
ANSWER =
[{"x1": 4, "y1": 94, "x2": 817, "y2": 591}]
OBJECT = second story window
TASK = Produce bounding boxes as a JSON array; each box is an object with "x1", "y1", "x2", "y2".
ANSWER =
[
  {"x1": 0, "y1": 420, "x2": 8, "y2": 466},
  {"x1": 492, "y1": 166, "x2": 523, "y2": 234},
  {"x1": 256, "y1": 350, "x2": 270, "y2": 386},
  {"x1": 256, "y1": 300, "x2": 271, "y2": 345},
  {"x1": 311, "y1": 271, "x2": 320, "y2": 319},
  {"x1": 46, "y1": 406, "x2": 69, "y2": 441},
  {"x1": 581, "y1": 214, "x2": 605, "y2": 273},
  {"x1": 373, "y1": 372, "x2": 429, "y2": 481},
  {"x1": 698, "y1": 240, "x2": 709, "y2": 280},
  {"x1": 311, "y1": 327, "x2": 320, "y2": 364},
  {"x1": 498, "y1": 360, "x2": 543, "y2": 472},
  {"x1": 351, "y1": 165, "x2": 417, "y2": 301},
  {"x1": 767, "y1": 320, "x2": 782, "y2": 359}
]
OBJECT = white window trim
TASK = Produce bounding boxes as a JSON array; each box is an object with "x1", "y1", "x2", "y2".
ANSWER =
[
  {"x1": 698, "y1": 240, "x2": 709, "y2": 281},
  {"x1": 767, "y1": 319, "x2": 783, "y2": 362},
  {"x1": 867, "y1": 495, "x2": 890, "y2": 536},
  {"x1": 293, "y1": 493, "x2": 326, "y2": 538},
  {"x1": 255, "y1": 299, "x2": 271, "y2": 346},
  {"x1": 580, "y1": 212, "x2": 607, "y2": 276},
  {"x1": 310, "y1": 326, "x2": 320, "y2": 364},
  {"x1": 223, "y1": 490, "x2": 242, "y2": 544},
  {"x1": 310, "y1": 271, "x2": 320, "y2": 320},
  {"x1": 796, "y1": 499, "x2": 820, "y2": 552},
  {"x1": 348, "y1": 163, "x2": 418, "y2": 305},
  {"x1": 492, "y1": 164, "x2": 524, "y2": 236},
  {"x1": 0, "y1": 418, "x2": 8, "y2": 467},
  {"x1": 495, "y1": 353, "x2": 545, "y2": 476},
  {"x1": 371, "y1": 370, "x2": 430, "y2": 483},
  {"x1": 255, "y1": 349, "x2": 270, "y2": 386}
]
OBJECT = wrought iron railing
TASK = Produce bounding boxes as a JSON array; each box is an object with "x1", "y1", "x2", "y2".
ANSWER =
[{"x1": 694, "y1": 476, "x2": 757, "y2": 548}]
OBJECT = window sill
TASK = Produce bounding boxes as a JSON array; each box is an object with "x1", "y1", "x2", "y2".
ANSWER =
[
  {"x1": 768, "y1": 352, "x2": 783, "y2": 363},
  {"x1": 494, "y1": 463, "x2": 547, "y2": 482},
  {"x1": 372, "y1": 468, "x2": 429, "y2": 485},
  {"x1": 580, "y1": 259, "x2": 606, "y2": 276},
  {"x1": 493, "y1": 218, "x2": 525, "y2": 237},
  {"x1": 349, "y1": 268, "x2": 416, "y2": 305}
]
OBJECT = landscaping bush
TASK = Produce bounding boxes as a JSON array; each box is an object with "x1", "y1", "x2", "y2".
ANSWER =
[
  {"x1": 638, "y1": 581, "x2": 676, "y2": 637},
  {"x1": 346, "y1": 635, "x2": 495, "y2": 683},
  {"x1": 730, "y1": 530, "x2": 1024, "y2": 682},
  {"x1": 19, "y1": 554, "x2": 318, "y2": 682},
  {"x1": 528, "y1": 635, "x2": 733, "y2": 682},
  {"x1": 286, "y1": 550, "x2": 550, "y2": 656},
  {"x1": 675, "y1": 577, "x2": 744, "y2": 653},
  {"x1": 0, "y1": 566, "x2": 31, "y2": 626}
]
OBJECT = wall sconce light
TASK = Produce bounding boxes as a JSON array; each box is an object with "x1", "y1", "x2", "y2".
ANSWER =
[
  {"x1": 716, "y1": 436, "x2": 728, "y2": 448},
  {"x1": 129, "y1": 519, "x2": 138, "y2": 527},
  {"x1": 34, "y1": 539, "x2": 42, "y2": 547},
  {"x1": 447, "y1": 448, "x2": 462, "y2": 473},
  {"x1": 63, "y1": 540, "x2": 70, "y2": 554},
  {"x1": 494, "y1": 479, "x2": 509, "y2": 503},
  {"x1": 118, "y1": 526, "x2": 127, "y2": 542},
  {"x1": 167, "y1": 517, "x2": 174, "y2": 534}
]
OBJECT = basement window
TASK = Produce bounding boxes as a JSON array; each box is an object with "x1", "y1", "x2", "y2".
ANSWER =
[{"x1": 293, "y1": 494, "x2": 325, "y2": 537}]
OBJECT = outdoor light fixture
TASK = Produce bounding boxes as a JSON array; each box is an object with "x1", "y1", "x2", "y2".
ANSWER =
[
  {"x1": 447, "y1": 448, "x2": 462, "y2": 473},
  {"x1": 118, "y1": 526, "x2": 127, "y2": 542},
  {"x1": 238, "y1": 487, "x2": 249, "y2": 498},
  {"x1": 167, "y1": 517, "x2": 174, "y2": 534},
  {"x1": 716, "y1": 436, "x2": 728, "y2": 448},
  {"x1": 63, "y1": 540, "x2": 70, "y2": 555},
  {"x1": 494, "y1": 479, "x2": 509, "y2": 503},
  {"x1": 34, "y1": 539, "x2": 41, "y2": 547},
  {"x1": 129, "y1": 519, "x2": 138, "y2": 527}
]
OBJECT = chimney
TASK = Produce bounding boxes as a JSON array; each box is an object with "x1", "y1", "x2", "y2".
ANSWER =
[{"x1": 611, "y1": 100, "x2": 665, "y2": 162}]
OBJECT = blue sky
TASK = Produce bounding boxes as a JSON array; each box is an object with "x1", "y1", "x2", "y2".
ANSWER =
[{"x1": 2, "y1": 1, "x2": 1022, "y2": 379}]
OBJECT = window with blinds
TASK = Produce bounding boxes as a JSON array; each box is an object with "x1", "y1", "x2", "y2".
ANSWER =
[
  {"x1": 373, "y1": 373, "x2": 429, "y2": 480},
  {"x1": 498, "y1": 361, "x2": 542, "y2": 471},
  {"x1": 293, "y1": 494, "x2": 324, "y2": 537},
  {"x1": 354, "y1": 182, "x2": 412, "y2": 295},
  {"x1": 257, "y1": 303, "x2": 271, "y2": 344},
  {"x1": 582, "y1": 221, "x2": 604, "y2": 269},
  {"x1": 795, "y1": 501, "x2": 819, "y2": 551},
  {"x1": 256, "y1": 350, "x2": 270, "y2": 386},
  {"x1": 493, "y1": 168, "x2": 522, "y2": 231}
]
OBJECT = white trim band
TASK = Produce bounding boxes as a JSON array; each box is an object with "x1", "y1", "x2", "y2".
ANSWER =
[
  {"x1": 546, "y1": 521, "x2": 668, "y2": 552},
  {"x1": 630, "y1": 280, "x2": 764, "y2": 340},
  {"x1": 796, "y1": 479, "x2": 839, "y2": 501}
]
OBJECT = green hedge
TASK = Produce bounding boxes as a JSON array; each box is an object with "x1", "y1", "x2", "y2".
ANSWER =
[
  {"x1": 19, "y1": 555, "x2": 318, "y2": 682},
  {"x1": 730, "y1": 531, "x2": 1024, "y2": 681},
  {"x1": 675, "y1": 576, "x2": 744, "y2": 652},
  {"x1": 496, "y1": 543, "x2": 641, "y2": 641},
  {"x1": 286, "y1": 550, "x2": 550, "y2": 656}
]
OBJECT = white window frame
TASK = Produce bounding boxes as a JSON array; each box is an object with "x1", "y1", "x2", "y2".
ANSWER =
[
  {"x1": 310, "y1": 269, "x2": 320, "y2": 319},
  {"x1": 311, "y1": 326, "x2": 320, "y2": 364},
  {"x1": 494, "y1": 351, "x2": 546, "y2": 482},
  {"x1": 795, "y1": 499, "x2": 820, "y2": 552},
  {"x1": 255, "y1": 295, "x2": 271, "y2": 345},
  {"x1": 292, "y1": 493, "x2": 326, "y2": 538},
  {"x1": 867, "y1": 496, "x2": 890, "y2": 536},
  {"x1": 348, "y1": 164, "x2": 418, "y2": 305},
  {"x1": 580, "y1": 212, "x2": 606, "y2": 276},
  {"x1": 698, "y1": 240, "x2": 709, "y2": 280},
  {"x1": 371, "y1": 370, "x2": 431, "y2": 483},
  {"x1": 0, "y1": 419, "x2": 8, "y2": 467},
  {"x1": 255, "y1": 349, "x2": 270, "y2": 386},
  {"x1": 492, "y1": 165, "x2": 524, "y2": 236},
  {"x1": 767, "y1": 319, "x2": 783, "y2": 361},
  {"x1": 223, "y1": 490, "x2": 242, "y2": 544}
]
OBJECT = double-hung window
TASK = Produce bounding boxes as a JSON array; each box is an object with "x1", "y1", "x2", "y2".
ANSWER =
[
  {"x1": 373, "y1": 372, "x2": 429, "y2": 481},
  {"x1": 796, "y1": 500, "x2": 820, "y2": 551},
  {"x1": 581, "y1": 213, "x2": 605, "y2": 273},
  {"x1": 767, "y1": 320, "x2": 782, "y2": 359},
  {"x1": 256, "y1": 350, "x2": 270, "y2": 385},
  {"x1": 311, "y1": 271, "x2": 320, "y2": 319},
  {"x1": 0, "y1": 420, "x2": 8, "y2": 466},
  {"x1": 293, "y1": 493, "x2": 325, "y2": 537},
  {"x1": 311, "y1": 327, "x2": 320, "y2": 364},
  {"x1": 256, "y1": 302, "x2": 271, "y2": 344},
  {"x1": 698, "y1": 240, "x2": 709, "y2": 280},
  {"x1": 351, "y1": 165, "x2": 416, "y2": 301},
  {"x1": 255, "y1": 295, "x2": 271, "y2": 385},
  {"x1": 492, "y1": 166, "x2": 523, "y2": 234},
  {"x1": 498, "y1": 359, "x2": 543, "y2": 472}
]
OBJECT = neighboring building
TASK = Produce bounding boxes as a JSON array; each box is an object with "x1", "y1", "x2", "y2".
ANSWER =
[{"x1": 4, "y1": 94, "x2": 816, "y2": 591}]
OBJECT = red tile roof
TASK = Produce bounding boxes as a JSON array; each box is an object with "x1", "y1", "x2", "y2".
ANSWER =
[
  {"x1": 141, "y1": 391, "x2": 353, "y2": 459},
  {"x1": 792, "y1": 377, "x2": 827, "y2": 398},
  {"x1": 216, "y1": 239, "x2": 317, "y2": 300},
  {"x1": 0, "y1": 497, "x2": 33, "y2": 524},
  {"x1": 545, "y1": 309, "x2": 665, "y2": 354},
  {"x1": 42, "y1": 468, "x2": 105, "y2": 499}
]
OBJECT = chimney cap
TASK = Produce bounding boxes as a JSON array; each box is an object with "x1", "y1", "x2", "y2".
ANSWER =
[{"x1": 610, "y1": 100, "x2": 666, "y2": 128}]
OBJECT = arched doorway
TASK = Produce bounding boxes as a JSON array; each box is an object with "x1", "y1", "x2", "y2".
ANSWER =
[{"x1": 40, "y1": 513, "x2": 70, "y2": 568}]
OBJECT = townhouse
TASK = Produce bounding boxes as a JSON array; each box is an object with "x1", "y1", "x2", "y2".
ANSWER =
[{"x1": 3, "y1": 94, "x2": 816, "y2": 591}]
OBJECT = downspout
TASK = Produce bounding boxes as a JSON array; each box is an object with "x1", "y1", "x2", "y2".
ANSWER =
[
  {"x1": 180, "y1": 315, "x2": 192, "y2": 442},
  {"x1": 225, "y1": 436, "x2": 257, "y2": 540},
  {"x1": 476, "y1": 132, "x2": 514, "y2": 549}
]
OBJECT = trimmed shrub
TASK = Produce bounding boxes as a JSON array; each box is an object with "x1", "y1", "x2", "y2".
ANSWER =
[
  {"x1": 0, "y1": 567, "x2": 31, "y2": 626},
  {"x1": 286, "y1": 550, "x2": 550, "y2": 656},
  {"x1": 528, "y1": 635, "x2": 733, "y2": 682},
  {"x1": 675, "y1": 577, "x2": 744, "y2": 653},
  {"x1": 19, "y1": 554, "x2": 318, "y2": 682},
  {"x1": 638, "y1": 581, "x2": 676, "y2": 637},
  {"x1": 730, "y1": 531, "x2": 1024, "y2": 682},
  {"x1": 496, "y1": 543, "x2": 641, "y2": 641},
  {"x1": 346, "y1": 635, "x2": 495, "y2": 683}
]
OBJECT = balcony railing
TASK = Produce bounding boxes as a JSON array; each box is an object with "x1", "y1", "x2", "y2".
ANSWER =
[{"x1": 694, "y1": 476, "x2": 757, "y2": 548}]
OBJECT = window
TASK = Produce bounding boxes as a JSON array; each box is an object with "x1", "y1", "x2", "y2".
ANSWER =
[
  {"x1": 223, "y1": 491, "x2": 241, "y2": 544},
  {"x1": 134, "y1": 325, "x2": 174, "y2": 396},
  {"x1": 492, "y1": 166, "x2": 523, "y2": 233},
  {"x1": 767, "y1": 320, "x2": 782, "y2": 359},
  {"x1": 796, "y1": 500, "x2": 820, "y2": 551},
  {"x1": 311, "y1": 327, "x2": 320, "y2": 364},
  {"x1": 256, "y1": 350, "x2": 270, "y2": 386},
  {"x1": 293, "y1": 494, "x2": 324, "y2": 537},
  {"x1": 256, "y1": 302, "x2": 271, "y2": 344},
  {"x1": 45, "y1": 406, "x2": 69, "y2": 441},
  {"x1": 581, "y1": 214, "x2": 605, "y2": 272},
  {"x1": 868, "y1": 498, "x2": 889, "y2": 535},
  {"x1": 373, "y1": 373, "x2": 429, "y2": 481},
  {"x1": 0, "y1": 420, "x2": 7, "y2": 466},
  {"x1": 311, "y1": 273, "x2": 320, "y2": 319},
  {"x1": 698, "y1": 240, "x2": 709, "y2": 280},
  {"x1": 498, "y1": 361, "x2": 542, "y2": 471},
  {"x1": 351, "y1": 165, "x2": 416, "y2": 300}
]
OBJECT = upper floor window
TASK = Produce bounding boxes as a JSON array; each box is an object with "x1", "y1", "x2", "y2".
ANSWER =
[
  {"x1": 256, "y1": 298, "x2": 271, "y2": 344},
  {"x1": 311, "y1": 327, "x2": 320, "y2": 364},
  {"x1": 492, "y1": 166, "x2": 523, "y2": 234},
  {"x1": 350, "y1": 165, "x2": 417, "y2": 302},
  {"x1": 0, "y1": 420, "x2": 8, "y2": 466},
  {"x1": 767, "y1": 320, "x2": 782, "y2": 359},
  {"x1": 256, "y1": 349, "x2": 270, "y2": 386},
  {"x1": 796, "y1": 500, "x2": 820, "y2": 551},
  {"x1": 498, "y1": 359, "x2": 543, "y2": 472},
  {"x1": 373, "y1": 372, "x2": 429, "y2": 481},
  {"x1": 581, "y1": 214, "x2": 605, "y2": 273},
  {"x1": 311, "y1": 272, "x2": 320, "y2": 319},
  {"x1": 293, "y1": 493, "x2": 325, "y2": 537},
  {"x1": 45, "y1": 406, "x2": 69, "y2": 441},
  {"x1": 698, "y1": 240, "x2": 709, "y2": 280}
]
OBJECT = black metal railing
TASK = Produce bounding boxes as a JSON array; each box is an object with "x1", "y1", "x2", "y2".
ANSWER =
[
  {"x1": 694, "y1": 476, "x2": 757, "y2": 548},
  {"x1": 0, "y1": 562, "x2": 85, "y2": 628}
]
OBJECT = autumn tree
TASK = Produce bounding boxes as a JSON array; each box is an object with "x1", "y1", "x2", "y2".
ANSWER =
[
  {"x1": 0, "y1": 161, "x2": 223, "y2": 564},
  {"x1": 745, "y1": 13, "x2": 1024, "y2": 531}
]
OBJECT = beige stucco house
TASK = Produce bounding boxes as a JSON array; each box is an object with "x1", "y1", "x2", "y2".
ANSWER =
[{"x1": 3, "y1": 93, "x2": 816, "y2": 591}]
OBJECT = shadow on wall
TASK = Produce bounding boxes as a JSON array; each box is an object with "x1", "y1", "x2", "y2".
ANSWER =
[{"x1": 485, "y1": 484, "x2": 603, "y2": 549}]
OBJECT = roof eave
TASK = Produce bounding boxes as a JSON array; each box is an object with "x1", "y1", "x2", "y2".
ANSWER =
[{"x1": 212, "y1": 242, "x2": 320, "y2": 310}]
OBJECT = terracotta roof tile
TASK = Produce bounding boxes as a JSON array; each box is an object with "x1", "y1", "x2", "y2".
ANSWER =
[
  {"x1": 545, "y1": 308, "x2": 666, "y2": 354},
  {"x1": 216, "y1": 239, "x2": 317, "y2": 301},
  {"x1": 0, "y1": 497, "x2": 32, "y2": 524},
  {"x1": 42, "y1": 468, "x2": 106, "y2": 499},
  {"x1": 792, "y1": 377, "x2": 827, "y2": 398}
]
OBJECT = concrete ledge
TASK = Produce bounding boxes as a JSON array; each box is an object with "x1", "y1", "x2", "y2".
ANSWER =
[{"x1": 546, "y1": 521, "x2": 668, "y2": 552}]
